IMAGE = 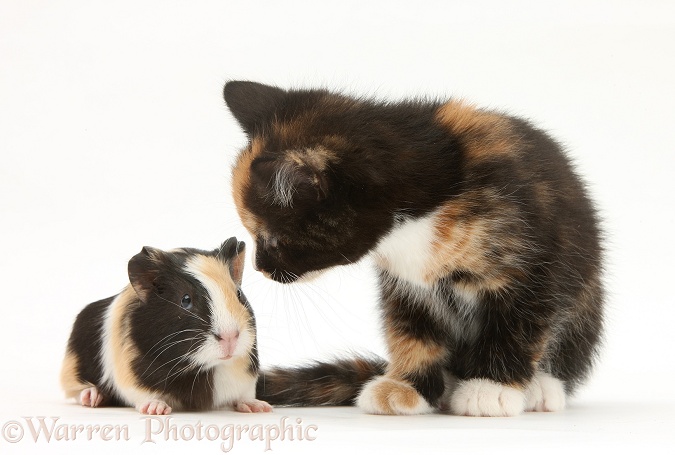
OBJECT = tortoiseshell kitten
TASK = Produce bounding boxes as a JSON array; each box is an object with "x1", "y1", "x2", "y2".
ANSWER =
[{"x1": 224, "y1": 81, "x2": 604, "y2": 417}]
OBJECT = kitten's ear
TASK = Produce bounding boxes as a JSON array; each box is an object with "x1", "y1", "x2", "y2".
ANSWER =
[
  {"x1": 252, "y1": 157, "x2": 330, "y2": 208},
  {"x1": 216, "y1": 237, "x2": 246, "y2": 285},
  {"x1": 128, "y1": 247, "x2": 166, "y2": 303},
  {"x1": 224, "y1": 81, "x2": 286, "y2": 136}
]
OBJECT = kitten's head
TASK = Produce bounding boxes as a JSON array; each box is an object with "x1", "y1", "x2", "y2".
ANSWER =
[{"x1": 224, "y1": 81, "x2": 393, "y2": 283}]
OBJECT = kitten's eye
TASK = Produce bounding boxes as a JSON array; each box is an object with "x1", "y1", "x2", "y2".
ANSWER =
[{"x1": 180, "y1": 294, "x2": 193, "y2": 310}]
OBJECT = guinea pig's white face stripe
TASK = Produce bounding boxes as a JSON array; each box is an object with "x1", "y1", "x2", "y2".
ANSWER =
[{"x1": 184, "y1": 255, "x2": 252, "y2": 366}]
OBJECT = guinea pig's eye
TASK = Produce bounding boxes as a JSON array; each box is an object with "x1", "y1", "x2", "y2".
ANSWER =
[
  {"x1": 180, "y1": 294, "x2": 193, "y2": 310},
  {"x1": 236, "y1": 288, "x2": 242, "y2": 299}
]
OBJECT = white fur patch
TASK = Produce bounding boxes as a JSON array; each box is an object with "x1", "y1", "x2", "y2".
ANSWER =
[
  {"x1": 98, "y1": 295, "x2": 118, "y2": 391},
  {"x1": 98, "y1": 291, "x2": 134, "y2": 403},
  {"x1": 525, "y1": 372, "x2": 566, "y2": 412},
  {"x1": 357, "y1": 376, "x2": 434, "y2": 415},
  {"x1": 295, "y1": 269, "x2": 328, "y2": 283},
  {"x1": 372, "y1": 212, "x2": 438, "y2": 287},
  {"x1": 271, "y1": 162, "x2": 297, "y2": 207},
  {"x1": 212, "y1": 363, "x2": 257, "y2": 408},
  {"x1": 451, "y1": 378, "x2": 526, "y2": 417},
  {"x1": 98, "y1": 288, "x2": 164, "y2": 407},
  {"x1": 183, "y1": 257, "x2": 252, "y2": 368}
]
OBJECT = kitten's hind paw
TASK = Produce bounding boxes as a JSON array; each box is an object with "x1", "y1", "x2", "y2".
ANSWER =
[
  {"x1": 525, "y1": 372, "x2": 566, "y2": 412},
  {"x1": 79, "y1": 387, "x2": 104, "y2": 408},
  {"x1": 451, "y1": 378, "x2": 525, "y2": 417},
  {"x1": 236, "y1": 399, "x2": 273, "y2": 413},
  {"x1": 138, "y1": 400, "x2": 172, "y2": 415},
  {"x1": 357, "y1": 376, "x2": 434, "y2": 415}
]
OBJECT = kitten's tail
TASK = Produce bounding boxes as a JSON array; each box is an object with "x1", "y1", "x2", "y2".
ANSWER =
[{"x1": 256, "y1": 356, "x2": 387, "y2": 406}]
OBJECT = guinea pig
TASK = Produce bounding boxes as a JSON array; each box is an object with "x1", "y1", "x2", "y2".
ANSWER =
[{"x1": 60, "y1": 237, "x2": 272, "y2": 415}]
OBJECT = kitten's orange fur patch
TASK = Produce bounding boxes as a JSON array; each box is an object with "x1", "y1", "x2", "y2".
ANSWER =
[
  {"x1": 370, "y1": 378, "x2": 424, "y2": 414},
  {"x1": 435, "y1": 100, "x2": 516, "y2": 161},
  {"x1": 424, "y1": 192, "x2": 525, "y2": 289},
  {"x1": 386, "y1": 328, "x2": 447, "y2": 377},
  {"x1": 284, "y1": 146, "x2": 336, "y2": 171},
  {"x1": 232, "y1": 137, "x2": 265, "y2": 235},
  {"x1": 425, "y1": 216, "x2": 491, "y2": 284}
]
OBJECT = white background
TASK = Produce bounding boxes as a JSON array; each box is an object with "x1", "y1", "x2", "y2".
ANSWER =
[{"x1": 1, "y1": 1, "x2": 674, "y2": 453}]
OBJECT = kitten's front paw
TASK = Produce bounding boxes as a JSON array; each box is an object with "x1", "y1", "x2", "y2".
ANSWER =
[
  {"x1": 451, "y1": 378, "x2": 525, "y2": 417},
  {"x1": 525, "y1": 372, "x2": 566, "y2": 412},
  {"x1": 236, "y1": 399, "x2": 273, "y2": 413},
  {"x1": 138, "y1": 400, "x2": 172, "y2": 415},
  {"x1": 357, "y1": 376, "x2": 433, "y2": 415},
  {"x1": 79, "y1": 387, "x2": 104, "y2": 407}
]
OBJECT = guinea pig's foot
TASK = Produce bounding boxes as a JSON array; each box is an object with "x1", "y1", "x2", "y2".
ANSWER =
[
  {"x1": 79, "y1": 387, "x2": 104, "y2": 407},
  {"x1": 138, "y1": 400, "x2": 172, "y2": 415},
  {"x1": 235, "y1": 399, "x2": 273, "y2": 413}
]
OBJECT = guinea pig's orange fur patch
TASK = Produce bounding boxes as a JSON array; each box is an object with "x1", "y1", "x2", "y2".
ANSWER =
[
  {"x1": 186, "y1": 255, "x2": 251, "y2": 332},
  {"x1": 60, "y1": 351, "x2": 90, "y2": 399},
  {"x1": 109, "y1": 286, "x2": 157, "y2": 401}
]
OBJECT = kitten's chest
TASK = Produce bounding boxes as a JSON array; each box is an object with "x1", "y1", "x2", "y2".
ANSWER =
[
  {"x1": 373, "y1": 210, "x2": 486, "y2": 342},
  {"x1": 372, "y1": 213, "x2": 439, "y2": 287},
  {"x1": 372, "y1": 209, "x2": 488, "y2": 288}
]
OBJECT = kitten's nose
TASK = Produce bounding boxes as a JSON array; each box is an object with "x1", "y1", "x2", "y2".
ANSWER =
[{"x1": 216, "y1": 330, "x2": 239, "y2": 359}]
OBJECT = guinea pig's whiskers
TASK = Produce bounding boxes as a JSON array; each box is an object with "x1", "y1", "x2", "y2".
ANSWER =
[
  {"x1": 143, "y1": 334, "x2": 202, "y2": 380},
  {"x1": 156, "y1": 344, "x2": 204, "y2": 390},
  {"x1": 143, "y1": 337, "x2": 200, "y2": 369},
  {"x1": 177, "y1": 305, "x2": 209, "y2": 324},
  {"x1": 189, "y1": 363, "x2": 206, "y2": 398},
  {"x1": 141, "y1": 329, "x2": 202, "y2": 362}
]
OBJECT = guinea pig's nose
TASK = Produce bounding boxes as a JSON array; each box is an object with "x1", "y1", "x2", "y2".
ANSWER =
[{"x1": 216, "y1": 330, "x2": 240, "y2": 360}]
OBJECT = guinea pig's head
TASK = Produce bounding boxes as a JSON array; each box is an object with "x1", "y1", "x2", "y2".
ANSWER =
[{"x1": 127, "y1": 237, "x2": 256, "y2": 370}]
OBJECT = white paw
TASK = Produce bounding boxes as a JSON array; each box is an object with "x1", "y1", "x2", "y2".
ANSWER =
[
  {"x1": 525, "y1": 372, "x2": 566, "y2": 412},
  {"x1": 236, "y1": 399, "x2": 273, "y2": 413},
  {"x1": 357, "y1": 376, "x2": 434, "y2": 415},
  {"x1": 138, "y1": 400, "x2": 172, "y2": 415},
  {"x1": 451, "y1": 378, "x2": 525, "y2": 417},
  {"x1": 79, "y1": 387, "x2": 103, "y2": 407}
]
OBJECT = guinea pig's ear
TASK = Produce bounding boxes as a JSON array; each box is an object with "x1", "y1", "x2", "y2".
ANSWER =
[
  {"x1": 230, "y1": 240, "x2": 246, "y2": 286},
  {"x1": 223, "y1": 81, "x2": 286, "y2": 136},
  {"x1": 128, "y1": 247, "x2": 165, "y2": 303},
  {"x1": 216, "y1": 237, "x2": 246, "y2": 285}
]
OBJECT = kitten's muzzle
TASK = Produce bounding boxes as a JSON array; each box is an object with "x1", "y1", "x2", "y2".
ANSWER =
[{"x1": 262, "y1": 269, "x2": 299, "y2": 284}]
